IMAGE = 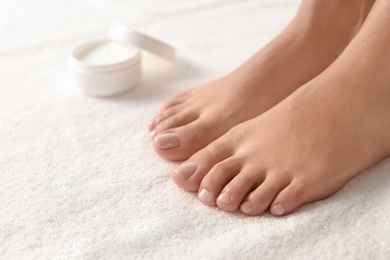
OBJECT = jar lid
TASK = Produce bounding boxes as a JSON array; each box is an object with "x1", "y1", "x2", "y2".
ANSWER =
[
  {"x1": 107, "y1": 23, "x2": 176, "y2": 61},
  {"x1": 69, "y1": 23, "x2": 175, "y2": 97}
]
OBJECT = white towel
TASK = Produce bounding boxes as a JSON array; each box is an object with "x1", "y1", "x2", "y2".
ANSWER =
[{"x1": 1, "y1": 0, "x2": 389, "y2": 259}]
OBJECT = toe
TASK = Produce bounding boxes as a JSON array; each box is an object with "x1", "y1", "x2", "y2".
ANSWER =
[
  {"x1": 154, "y1": 111, "x2": 198, "y2": 134},
  {"x1": 240, "y1": 175, "x2": 290, "y2": 216},
  {"x1": 270, "y1": 180, "x2": 312, "y2": 216},
  {"x1": 149, "y1": 104, "x2": 185, "y2": 131},
  {"x1": 197, "y1": 157, "x2": 242, "y2": 206},
  {"x1": 171, "y1": 138, "x2": 234, "y2": 192},
  {"x1": 160, "y1": 90, "x2": 191, "y2": 110},
  {"x1": 153, "y1": 117, "x2": 224, "y2": 161},
  {"x1": 216, "y1": 166, "x2": 265, "y2": 212}
]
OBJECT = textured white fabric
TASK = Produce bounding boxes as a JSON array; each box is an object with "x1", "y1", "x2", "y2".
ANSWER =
[{"x1": 1, "y1": 0, "x2": 390, "y2": 259}]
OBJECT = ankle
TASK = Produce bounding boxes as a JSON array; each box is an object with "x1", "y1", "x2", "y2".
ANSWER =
[{"x1": 293, "y1": 0, "x2": 375, "y2": 51}]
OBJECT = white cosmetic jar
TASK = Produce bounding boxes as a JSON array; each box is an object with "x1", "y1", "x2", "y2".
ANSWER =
[{"x1": 69, "y1": 24, "x2": 175, "y2": 97}]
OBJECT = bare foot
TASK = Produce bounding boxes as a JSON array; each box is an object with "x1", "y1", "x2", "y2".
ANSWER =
[
  {"x1": 170, "y1": 0, "x2": 390, "y2": 216},
  {"x1": 149, "y1": 0, "x2": 374, "y2": 161}
]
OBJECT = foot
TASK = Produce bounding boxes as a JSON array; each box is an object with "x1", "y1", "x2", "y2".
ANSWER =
[
  {"x1": 149, "y1": 0, "x2": 374, "y2": 161},
  {"x1": 170, "y1": 16, "x2": 390, "y2": 215}
]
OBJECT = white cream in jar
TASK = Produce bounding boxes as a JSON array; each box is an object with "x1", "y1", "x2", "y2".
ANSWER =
[
  {"x1": 80, "y1": 41, "x2": 139, "y2": 65},
  {"x1": 69, "y1": 24, "x2": 175, "y2": 97}
]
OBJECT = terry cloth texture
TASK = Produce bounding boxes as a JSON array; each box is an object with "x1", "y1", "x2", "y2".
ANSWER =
[{"x1": 1, "y1": 0, "x2": 390, "y2": 259}]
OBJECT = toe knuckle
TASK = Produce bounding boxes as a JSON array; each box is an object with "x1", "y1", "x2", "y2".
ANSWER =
[
  {"x1": 289, "y1": 183, "x2": 307, "y2": 200},
  {"x1": 160, "y1": 110, "x2": 169, "y2": 119},
  {"x1": 184, "y1": 124, "x2": 199, "y2": 143},
  {"x1": 201, "y1": 176, "x2": 217, "y2": 188},
  {"x1": 238, "y1": 174, "x2": 254, "y2": 186},
  {"x1": 212, "y1": 161, "x2": 228, "y2": 174},
  {"x1": 162, "y1": 108, "x2": 175, "y2": 118},
  {"x1": 201, "y1": 146, "x2": 217, "y2": 161}
]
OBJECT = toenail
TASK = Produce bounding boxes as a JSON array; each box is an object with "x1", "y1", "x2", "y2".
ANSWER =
[
  {"x1": 154, "y1": 133, "x2": 179, "y2": 149},
  {"x1": 149, "y1": 119, "x2": 156, "y2": 129},
  {"x1": 173, "y1": 162, "x2": 197, "y2": 180},
  {"x1": 273, "y1": 203, "x2": 285, "y2": 216},
  {"x1": 240, "y1": 201, "x2": 252, "y2": 214},
  {"x1": 198, "y1": 189, "x2": 211, "y2": 202},
  {"x1": 150, "y1": 130, "x2": 156, "y2": 138},
  {"x1": 217, "y1": 192, "x2": 231, "y2": 205}
]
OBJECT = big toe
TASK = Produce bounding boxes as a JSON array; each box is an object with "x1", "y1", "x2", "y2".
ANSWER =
[{"x1": 153, "y1": 118, "x2": 225, "y2": 161}]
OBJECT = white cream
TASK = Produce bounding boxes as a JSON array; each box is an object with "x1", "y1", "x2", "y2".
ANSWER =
[
  {"x1": 80, "y1": 41, "x2": 138, "y2": 65},
  {"x1": 69, "y1": 24, "x2": 175, "y2": 97}
]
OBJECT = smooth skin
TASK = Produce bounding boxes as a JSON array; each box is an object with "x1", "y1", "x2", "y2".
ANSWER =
[
  {"x1": 149, "y1": 0, "x2": 374, "y2": 161},
  {"x1": 151, "y1": 0, "x2": 390, "y2": 216}
]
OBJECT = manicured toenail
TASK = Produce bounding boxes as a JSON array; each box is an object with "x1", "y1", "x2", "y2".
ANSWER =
[
  {"x1": 273, "y1": 203, "x2": 285, "y2": 216},
  {"x1": 217, "y1": 192, "x2": 231, "y2": 205},
  {"x1": 150, "y1": 130, "x2": 156, "y2": 138},
  {"x1": 154, "y1": 133, "x2": 179, "y2": 149},
  {"x1": 173, "y1": 162, "x2": 197, "y2": 180},
  {"x1": 199, "y1": 189, "x2": 211, "y2": 202},
  {"x1": 240, "y1": 201, "x2": 252, "y2": 214},
  {"x1": 149, "y1": 119, "x2": 156, "y2": 129}
]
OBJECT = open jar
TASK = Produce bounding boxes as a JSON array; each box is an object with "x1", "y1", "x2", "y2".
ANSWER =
[{"x1": 68, "y1": 23, "x2": 175, "y2": 97}]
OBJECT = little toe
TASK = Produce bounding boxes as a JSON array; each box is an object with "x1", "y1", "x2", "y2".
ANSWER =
[
  {"x1": 240, "y1": 176, "x2": 290, "y2": 216},
  {"x1": 270, "y1": 180, "x2": 313, "y2": 216}
]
